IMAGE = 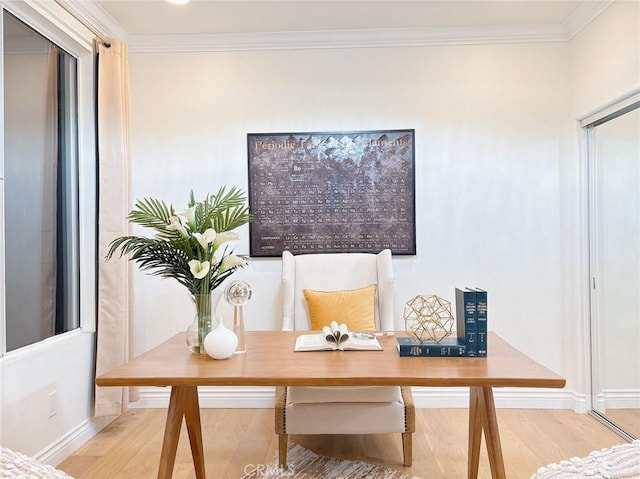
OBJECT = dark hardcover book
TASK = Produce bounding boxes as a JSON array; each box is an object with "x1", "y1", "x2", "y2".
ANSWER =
[
  {"x1": 397, "y1": 336, "x2": 467, "y2": 357},
  {"x1": 475, "y1": 288, "x2": 488, "y2": 357},
  {"x1": 455, "y1": 287, "x2": 477, "y2": 357}
]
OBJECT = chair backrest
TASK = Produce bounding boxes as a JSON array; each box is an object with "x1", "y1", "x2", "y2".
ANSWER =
[{"x1": 281, "y1": 249, "x2": 395, "y2": 331}]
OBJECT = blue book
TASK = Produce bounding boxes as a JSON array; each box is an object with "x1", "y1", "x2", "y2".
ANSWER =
[
  {"x1": 455, "y1": 287, "x2": 477, "y2": 357},
  {"x1": 396, "y1": 336, "x2": 467, "y2": 357},
  {"x1": 475, "y1": 288, "x2": 488, "y2": 357}
]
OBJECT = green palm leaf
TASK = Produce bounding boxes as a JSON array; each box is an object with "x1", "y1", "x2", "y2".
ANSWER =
[
  {"x1": 128, "y1": 197, "x2": 173, "y2": 229},
  {"x1": 194, "y1": 186, "x2": 251, "y2": 233},
  {"x1": 105, "y1": 186, "x2": 252, "y2": 294},
  {"x1": 107, "y1": 236, "x2": 193, "y2": 288}
]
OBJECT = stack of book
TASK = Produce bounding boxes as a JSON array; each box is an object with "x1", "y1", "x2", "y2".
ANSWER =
[
  {"x1": 396, "y1": 288, "x2": 488, "y2": 357},
  {"x1": 455, "y1": 287, "x2": 487, "y2": 357}
]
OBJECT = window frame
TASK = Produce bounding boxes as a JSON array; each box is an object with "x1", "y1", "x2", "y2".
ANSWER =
[{"x1": 0, "y1": 0, "x2": 97, "y2": 356}]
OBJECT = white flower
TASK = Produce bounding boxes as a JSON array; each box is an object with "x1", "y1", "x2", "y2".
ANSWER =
[
  {"x1": 220, "y1": 254, "x2": 247, "y2": 272},
  {"x1": 167, "y1": 216, "x2": 187, "y2": 236},
  {"x1": 213, "y1": 231, "x2": 239, "y2": 249},
  {"x1": 177, "y1": 206, "x2": 196, "y2": 224},
  {"x1": 188, "y1": 259, "x2": 210, "y2": 279},
  {"x1": 193, "y1": 228, "x2": 216, "y2": 250}
]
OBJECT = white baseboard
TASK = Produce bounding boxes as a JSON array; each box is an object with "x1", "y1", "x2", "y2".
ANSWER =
[
  {"x1": 598, "y1": 389, "x2": 640, "y2": 410},
  {"x1": 413, "y1": 387, "x2": 586, "y2": 411},
  {"x1": 34, "y1": 415, "x2": 114, "y2": 467},
  {"x1": 130, "y1": 386, "x2": 277, "y2": 409},
  {"x1": 130, "y1": 385, "x2": 587, "y2": 412}
]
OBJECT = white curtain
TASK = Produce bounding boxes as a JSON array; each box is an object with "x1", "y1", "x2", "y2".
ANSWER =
[{"x1": 94, "y1": 38, "x2": 138, "y2": 417}]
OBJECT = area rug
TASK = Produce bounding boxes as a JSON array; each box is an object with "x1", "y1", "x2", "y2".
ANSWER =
[
  {"x1": 1, "y1": 448, "x2": 73, "y2": 479},
  {"x1": 531, "y1": 440, "x2": 640, "y2": 479},
  {"x1": 242, "y1": 444, "x2": 423, "y2": 479}
]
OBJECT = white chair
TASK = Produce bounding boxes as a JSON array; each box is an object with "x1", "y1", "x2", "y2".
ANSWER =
[{"x1": 275, "y1": 249, "x2": 415, "y2": 468}]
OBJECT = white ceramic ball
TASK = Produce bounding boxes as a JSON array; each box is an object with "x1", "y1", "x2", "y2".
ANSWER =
[{"x1": 204, "y1": 322, "x2": 238, "y2": 360}]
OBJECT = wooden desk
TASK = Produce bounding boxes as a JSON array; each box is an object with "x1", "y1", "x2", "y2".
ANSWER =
[{"x1": 97, "y1": 332, "x2": 565, "y2": 479}]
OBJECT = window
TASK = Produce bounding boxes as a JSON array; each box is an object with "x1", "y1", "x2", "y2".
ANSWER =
[{"x1": 2, "y1": 11, "x2": 79, "y2": 351}]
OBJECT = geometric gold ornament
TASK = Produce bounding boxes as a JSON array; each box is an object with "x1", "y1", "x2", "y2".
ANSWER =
[{"x1": 403, "y1": 294, "x2": 454, "y2": 343}]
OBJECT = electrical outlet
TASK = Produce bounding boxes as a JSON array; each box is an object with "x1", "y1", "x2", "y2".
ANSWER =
[{"x1": 48, "y1": 391, "x2": 57, "y2": 418}]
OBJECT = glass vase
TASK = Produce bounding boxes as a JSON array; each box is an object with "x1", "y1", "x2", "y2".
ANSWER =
[{"x1": 185, "y1": 292, "x2": 220, "y2": 354}]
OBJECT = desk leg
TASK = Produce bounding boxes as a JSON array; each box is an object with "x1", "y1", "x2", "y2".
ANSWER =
[
  {"x1": 467, "y1": 386, "x2": 506, "y2": 479},
  {"x1": 157, "y1": 386, "x2": 206, "y2": 479},
  {"x1": 468, "y1": 387, "x2": 483, "y2": 479},
  {"x1": 184, "y1": 387, "x2": 206, "y2": 479}
]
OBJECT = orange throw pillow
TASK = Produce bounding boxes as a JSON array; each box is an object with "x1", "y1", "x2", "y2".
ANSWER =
[{"x1": 303, "y1": 284, "x2": 377, "y2": 331}]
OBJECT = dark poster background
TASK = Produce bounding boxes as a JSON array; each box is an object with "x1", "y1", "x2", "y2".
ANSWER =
[{"x1": 247, "y1": 129, "x2": 416, "y2": 257}]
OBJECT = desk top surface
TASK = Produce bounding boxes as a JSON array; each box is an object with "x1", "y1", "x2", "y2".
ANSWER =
[{"x1": 96, "y1": 332, "x2": 565, "y2": 389}]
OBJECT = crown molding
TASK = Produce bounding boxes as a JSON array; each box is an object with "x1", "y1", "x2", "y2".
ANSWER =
[
  {"x1": 55, "y1": 0, "x2": 129, "y2": 41},
  {"x1": 56, "y1": 0, "x2": 614, "y2": 54},
  {"x1": 128, "y1": 23, "x2": 569, "y2": 54},
  {"x1": 562, "y1": 0, "x2": 615, "y2": 39}
]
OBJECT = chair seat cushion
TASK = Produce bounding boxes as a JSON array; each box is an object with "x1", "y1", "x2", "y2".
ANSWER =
[
  {"x1": 284, "y1": 400, "x2": 407, "y2": 434},
  {"x1": 531, "y1": 440, "x2": 640, "y2": 479},
  {"x1": 287, "y1": 386, "x2": 401, "y2": 404}
]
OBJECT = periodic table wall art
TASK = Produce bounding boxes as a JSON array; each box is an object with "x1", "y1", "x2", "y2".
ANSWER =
[{"x1": 247, "y1": 129, "x2": 416, "y2": 257}]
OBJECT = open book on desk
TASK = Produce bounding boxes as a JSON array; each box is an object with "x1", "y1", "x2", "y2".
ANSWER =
[{"x1": 294, "y1": 321, "x2": 383, "y2": 351}]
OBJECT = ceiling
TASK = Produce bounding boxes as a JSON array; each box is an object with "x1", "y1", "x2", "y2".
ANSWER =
[
  {"x1": 73, "y1": 0, "x2": 615, "y2": 51},
  {"x1": 94, "y1": 0, "x2": 587, "y2": 36}
]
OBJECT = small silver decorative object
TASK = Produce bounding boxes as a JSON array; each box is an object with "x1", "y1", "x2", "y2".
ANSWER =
[{"x1": 224, "y1": 280, "x2": 252, "y2": 354}]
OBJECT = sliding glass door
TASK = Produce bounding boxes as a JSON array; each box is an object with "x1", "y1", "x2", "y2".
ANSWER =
[{"x1": 587, "y1": 98, "x2": 640, "y2": 439}]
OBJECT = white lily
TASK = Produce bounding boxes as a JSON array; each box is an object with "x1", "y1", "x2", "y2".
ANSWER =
[
  {"x1": 220, "y1": 254, "x2": 247, "y2": 272},
  {"x1": 167, "y1": 216, "x2": 187, "y2": 236},
  {"x1": 193, "y1": 228, "x2": 217, "y2": 250},
  {"x1": 213, "y1": 231, "x2": 239, "y2": 249},
  {"x1": 177, "y1": 206, "x2": 196, "y2": 224},
  {"x1": 188, "y1": 259, "x2": 210, "y2": 279}
]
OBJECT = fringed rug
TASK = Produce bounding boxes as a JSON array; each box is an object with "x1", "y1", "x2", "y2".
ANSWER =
[
  {"x1": 1, "y1": 448, "x2": 73, "y2": 479},
  {"x1": 531, "y1": 440, "x2": 640, "y2": 479},
  {"x1": 243, "y1": 444, "x2": 423, "y2": 479}
]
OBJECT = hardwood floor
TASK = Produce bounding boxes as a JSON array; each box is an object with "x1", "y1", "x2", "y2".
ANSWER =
[
  {"x1": 58, "y1": 408, "x2": 626, "y2": 479},
  {"x1": 602, "y1": 409, "x2": 640, "y2": 439}
]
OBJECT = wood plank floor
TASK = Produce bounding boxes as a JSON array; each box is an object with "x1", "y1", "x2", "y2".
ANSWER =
[
  {"x1": 602, "y1": 409, "x2": 640, "y2": 438},
  {"x1": 58, "y1": 408, "x2": 627, "y2": 478}
]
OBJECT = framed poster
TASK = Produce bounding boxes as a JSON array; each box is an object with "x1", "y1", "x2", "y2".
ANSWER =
[{"x1": 247, "y1": 129, "x2": 415, "y2": 257}]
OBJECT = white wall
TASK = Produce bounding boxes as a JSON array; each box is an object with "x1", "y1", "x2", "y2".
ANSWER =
[
  {"x1": 570, "y1": 1, "x2": 640, "y2": 117},
  {"x1": 128, "y1": 41, "x2": 574, "y2": 397},
  {"x1": 0, "y1": 332, "x2": 103, "y2": 460}
]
